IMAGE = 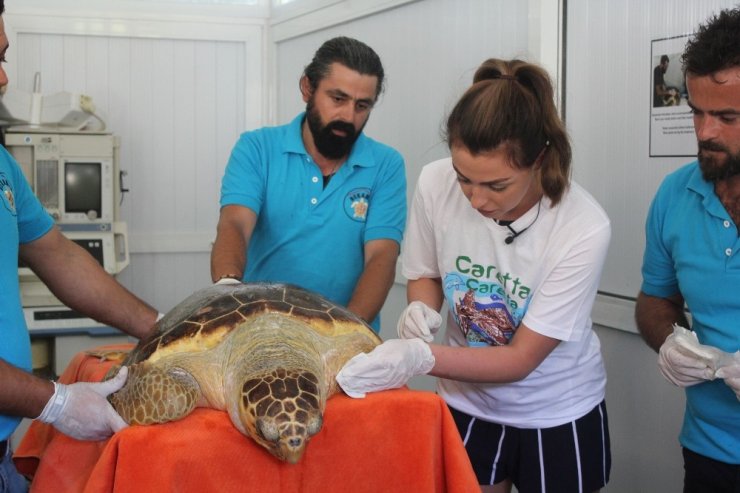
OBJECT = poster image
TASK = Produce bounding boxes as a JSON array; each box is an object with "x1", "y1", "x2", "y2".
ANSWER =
[{"x1": 649, "y1": 34, "x2": 696, "y2": 157}]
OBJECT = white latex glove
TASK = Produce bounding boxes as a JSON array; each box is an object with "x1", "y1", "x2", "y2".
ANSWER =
[
  {"x1": 658, "y1": 324, "x2": 721, "y2": 387},
  {"x1": 396, "y1": 301, "x2": 442, "y2": 342},
  {"x1": 336, "y1": 338, "x2": 435, "y2": 398},
  {"x1": 715, "y1": 351, "x2": 740, "y2": 401},
  {"x1": 215, "y1": 277, "x2": 241, "y2": 285},
  {"x1": 37, "y1": 366, "x2": 130, "y2": 440}
]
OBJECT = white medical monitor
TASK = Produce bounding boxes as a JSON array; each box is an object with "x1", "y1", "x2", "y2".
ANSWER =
[{"x1": 4, "y1": 131, "x2": 115, "y2": 224}]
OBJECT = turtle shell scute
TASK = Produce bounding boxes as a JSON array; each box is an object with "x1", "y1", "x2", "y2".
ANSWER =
[
  {"x1": 188, "y1": 295, "x2": 242, "y2": 324},
  {"x1": 237, "y1": 300, "x2": 292, "y2": 319},
  {"x1": 131, "y1": 320, "x2": 203, "y2": 362},
  {"x1": 201, "y1": 310, "x2": 246, "y2": 335},
  {"x1": 289, "y1": 305, "x2": 334, "y2": 324}
]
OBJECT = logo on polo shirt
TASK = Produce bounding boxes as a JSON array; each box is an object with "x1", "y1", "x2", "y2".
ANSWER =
[
  {"x1": 344, "y1": 188, "x2": 370, "y2": 222},
  {"x1": 0, "y1": 173, "x2": 16, "y2": 216}
]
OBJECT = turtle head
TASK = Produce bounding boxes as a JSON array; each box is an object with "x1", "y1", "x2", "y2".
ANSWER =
[
  {"x1": 256, "y1": 411, "x2": 323, "y2": 464},
  {"x1": 237, "y1": 368, "x2": 325, "y2": 464}
]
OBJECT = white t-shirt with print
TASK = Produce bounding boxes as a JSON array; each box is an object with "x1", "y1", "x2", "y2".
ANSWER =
[{"x1": 402, "y1": 157, "x2": 611, "y2": 428}]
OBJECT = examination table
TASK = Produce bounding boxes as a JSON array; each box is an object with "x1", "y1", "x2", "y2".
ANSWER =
[{"x1": 14, "y1": 344, "x2": 479, "y2": 492}]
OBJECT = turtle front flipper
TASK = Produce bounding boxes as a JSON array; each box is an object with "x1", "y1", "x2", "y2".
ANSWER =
[{"x1": 110, "y1": 364, "x2": 200, "y2": 425}]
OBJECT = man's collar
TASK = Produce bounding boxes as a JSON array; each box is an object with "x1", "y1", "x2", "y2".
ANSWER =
[
  {"x1": 687, "y1": 160, "x2": 732, "y2": 218},
  {"x1": 284, "y1": 113, "x2": 308, "y2": 155},
  {"x1": 687, "y1": 161, "x2": 712, "y2": 197}
]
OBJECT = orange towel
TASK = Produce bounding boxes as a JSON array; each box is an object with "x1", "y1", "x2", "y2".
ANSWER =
[{"x1": 14, "y1": 345, "x2": 479, "y2": 493}]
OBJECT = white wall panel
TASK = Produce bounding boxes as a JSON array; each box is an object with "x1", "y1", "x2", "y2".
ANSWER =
[
  {"x1": 7, "y1": 0, "x2": 270, "y2": 19},
  {"x1": 10, "y1": 32, "x2": 250, "y2": 242},
  {"x1": 5, "y1": 13, "x2": 265, "y2": 312},
  {"x1": 172, "y1": 41, "x2": 199, "y2": 232},
  {"x1": 107, "y1": 37, "x2": 133, "y2": 144},
  {"x1": 126, "y1": 37, "x2": 158, "y2": 233},
  {"x1": 117, "y1": 252, "x2": 213, "y2": 316}
]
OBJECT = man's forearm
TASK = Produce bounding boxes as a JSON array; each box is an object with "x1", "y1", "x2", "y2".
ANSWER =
[
  {"x1": 210, "y1": 228, "x2": 248, "y2": 282},
  {"x1": 635, "y1": 291, "x2": 689, "y2": 352},
  {"x1": 347, "y1": 267, "x2": 395, "y2": 323},
  {"x1": 210, "y1": 243, "x2": 246, "y2": 282},
  {"x1": 347, "y1": 241, "x2": 399, "y2": 323},
  {"x1": 0, "y1": 358, "x2": 54, "y2": 418},
  {"x1": 22, "y1": 230, "x2": 158, "y2": 340},
  {"x1": 210, "y1": 206, "x2": 255, "y2": 282},
  {"x1": 49, "y1": 259, "x2": 158, "y2": 339}
]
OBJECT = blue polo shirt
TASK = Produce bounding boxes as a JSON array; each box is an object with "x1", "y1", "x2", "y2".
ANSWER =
[
  {"x1": 0, "y1": 146, "x2": 54, "y2": 440},
  {"x1": 641, "y1": 161, "x2": 740, "y2": 464},
  {"x1": 220, "y1": 113, "x2": 406, "y2": 331}
]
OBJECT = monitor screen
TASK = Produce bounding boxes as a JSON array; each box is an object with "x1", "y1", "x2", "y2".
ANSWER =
[{"x1": 64, "y1": 162, "x2": 102, "y2": 217}]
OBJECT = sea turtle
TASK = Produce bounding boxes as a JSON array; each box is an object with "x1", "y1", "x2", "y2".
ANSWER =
[{"x1": 105, "y1": 282, "x2": 381, "y2": 463}]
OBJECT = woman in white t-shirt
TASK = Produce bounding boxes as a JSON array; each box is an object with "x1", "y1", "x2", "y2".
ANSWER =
[{"x1": 337, "y1": 58, "x2": 612, "y2": 493}]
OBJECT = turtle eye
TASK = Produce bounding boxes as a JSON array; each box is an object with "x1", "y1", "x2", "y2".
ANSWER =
[
  {"x1": 306, "y1": 415, "x2": 322, "y2": 436},
  {"x1": 257, "y1": 419, "x2": 280, "y2": 441}
]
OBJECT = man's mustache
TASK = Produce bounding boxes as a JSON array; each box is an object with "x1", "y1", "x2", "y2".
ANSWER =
[
  {"x1": 325, "y1": 120, "x2": 356, "y2": 137},
  {"x1": 698, "y1": 140, "x2": 728, "y2": 153}
]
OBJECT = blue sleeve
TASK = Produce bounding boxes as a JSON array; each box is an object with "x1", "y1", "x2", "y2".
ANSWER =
[
  {"x1": 364, "y1": 146, "x2": 406, "y2": 245},
  {"x1": 220, "y1": 131, "x2": 267, "y2": 215},
  {"x1": 1, "y1": 147, "x2": 54, "y2": 244},
  {"x1": 640, "y1": 177, "x2": 679, "y2": 297}
]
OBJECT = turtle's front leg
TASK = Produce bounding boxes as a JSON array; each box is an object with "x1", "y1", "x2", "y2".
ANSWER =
[{"x1": 109, "y1": 364, "x2": 199, "y2": 425}]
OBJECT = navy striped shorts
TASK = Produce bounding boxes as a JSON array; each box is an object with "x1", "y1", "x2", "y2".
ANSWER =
[{"x1": 449, "y1": 400, "x2": 611, "y2": 493}]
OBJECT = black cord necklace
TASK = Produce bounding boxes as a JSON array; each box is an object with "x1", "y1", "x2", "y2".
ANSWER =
[
  {"x1": 497, "y1": 199, "x2": 542, "y2": 245},
  {"x1": 322, "y1": 162, "x2": 340, "y2": 188},
  {"x1": 322, "y1": 172, "x2": 335, "y2": 188}
]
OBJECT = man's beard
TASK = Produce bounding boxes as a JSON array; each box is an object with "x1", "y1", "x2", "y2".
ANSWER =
[
  {"x1": 698, "y1": 140, "x2": 740, "y2": 182},
  {"x1": 305, "y1": 100, "x2": 363, "y2": 160}
]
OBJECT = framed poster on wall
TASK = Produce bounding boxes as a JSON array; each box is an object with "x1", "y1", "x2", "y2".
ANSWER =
[{"x1": 649, "y1": 34, "x2": 695, "y2": 157}]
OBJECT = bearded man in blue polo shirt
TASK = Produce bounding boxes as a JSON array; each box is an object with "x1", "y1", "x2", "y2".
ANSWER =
[
  {"x1": 211, "y1": 36, "x2": 406, "y2": 332},
  {"x1": 635, "y1": 7, "x2": 740, "y2": 493}
]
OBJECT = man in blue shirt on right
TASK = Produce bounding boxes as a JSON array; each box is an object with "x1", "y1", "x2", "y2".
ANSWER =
[{"x1": 636, "y1": 7, "x2": 740, "y2": 493}]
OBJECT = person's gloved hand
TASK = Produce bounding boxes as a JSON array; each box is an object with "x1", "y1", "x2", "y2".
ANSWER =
[
  {"x1": 715, "y1": 352, "x2": 740, "y2": 401},
  {"x1": 658, "y1": 325, "x2": 720, "y2": 387},
  {"x1": 396, "y1": 301, "x2": 442, "y2": 342},
  {"x1": 37, "y1": 366, "x2": 130, "y2": 440},
  {"x1": 336, "y1": 338, "x2": 435, "y2": 398},
  {"x1": 215, "y1": 276, "x2": 241, "y2": 285}
]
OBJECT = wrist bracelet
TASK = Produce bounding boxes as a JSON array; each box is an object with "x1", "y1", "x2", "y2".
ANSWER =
[
  {"x1": 217, "y1": 274, "x2": 240, "y2": 281},
  {"x1": 37, "y1": 381, "x2": 68, "y2": 424}
]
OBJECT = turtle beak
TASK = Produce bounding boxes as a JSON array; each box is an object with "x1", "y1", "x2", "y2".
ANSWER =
[
  {"x1": 279, "y1": 439, "x2": 306, "y2": 465},
  {"x1": 278, "y1": 419, "x2": 321, "y2": 464},
  {"x1": 271, "y1": 417, "x2": 322, "y2": 464},
  {"x1": 255, "y1": 418, "x2": 309, "y2": 464}
]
